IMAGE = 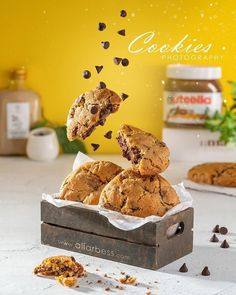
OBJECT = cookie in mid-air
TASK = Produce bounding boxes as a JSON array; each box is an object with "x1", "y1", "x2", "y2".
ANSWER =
[
  {"x1": 100, "y1": 168, "x2": 179, "y2": 217},
  {"x1": 187, "y1": 162, "x2": 236, "y2": 187},
  {"x1": 33, "y1": 256, "x2": 84, "y2": 278},
  {"x1": 59, "y1": 161, "x2": 123, "y2": 205},
  {"x1": 117, "y1": 124, "x2": 170, "y2": 175},
  {"x1": 67, "y1": 87, "x2": 121, "y2": 141}
]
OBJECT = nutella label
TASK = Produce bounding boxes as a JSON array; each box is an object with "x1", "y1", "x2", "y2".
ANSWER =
[
  {"x1": 163, "y1": 91, "x2": 222, "y2": 124},
  {"x1": 6, "y1": 102, "x2": 30, "y2": 139}
]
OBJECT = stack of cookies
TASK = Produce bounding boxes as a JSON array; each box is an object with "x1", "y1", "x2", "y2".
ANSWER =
[{"x1": 59, "y1": 86, "x2": 180, "y2": 218}]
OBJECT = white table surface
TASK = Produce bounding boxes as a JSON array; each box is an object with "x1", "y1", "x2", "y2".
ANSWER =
[{"x1": 0, "y1": 155, "x2": 236, "y2": 295}]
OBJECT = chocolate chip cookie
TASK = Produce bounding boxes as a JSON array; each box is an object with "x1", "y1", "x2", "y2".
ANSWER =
[
  {"x1": 187, "y1": 162, "x2": 236, "y2": 187},
  {"x1": 33, "y1": 256, "x2": 84, "y2": 278},
  {"x1": 59, "y1": 161, "x2": 123, "y2": 205},
  {"x1": 67, "y1": 87, "x2": 121, "y2": 141},
  {"x1": 117, "y1": 124, "x2": 170, "y2": 175},
  {"x1": 100, "y1": 168, "x2": 180, "y2": 217}
]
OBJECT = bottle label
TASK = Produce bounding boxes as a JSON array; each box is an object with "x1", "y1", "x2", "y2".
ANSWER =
[
  {"x1": 163, "y1": 91, "x2": 222, "y2": 124},
  {"x1": 6, "y1": 102, "x2": 30, "y2": 139}
]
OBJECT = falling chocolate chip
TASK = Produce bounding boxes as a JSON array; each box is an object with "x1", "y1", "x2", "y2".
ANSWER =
[
  {"x1": 101, "y1": 41, "x2": 110, "y2": 49},
  {"x1": 220, "y1": 239, "x2": 230, "y2": 248},
  {"x1": 179, "y1": 263, "x2": 188, "y2": 273},
  {"x1": 91, "y1": 143, "x2": 100, "y2": 151},
  {"x1": 121, "y1": 93, "x2": 129, "y2": 100},
  {"x1": 90, "y1": 106, "x2": 98, "y2": 114},
  {"x1": 219, "y1": 227, "x2": 228, "y2": 235},
  {"x1": 95, "y1": 65, "x2": 103, "y2": 74},
  {"x1": 212, "y1": 225, "x2": 220, "y2": 233},
  {"x1": 120, "y1": 10, "x2": 127, "y2": 17},
  {"x1": 98, "y1": 22, "x2": 106, "y2": 31},
  {"x1": 83, "y1": 70, "x2": 91, "y2": 79},
  {"x1": 210, "y1": 234, "x2": 219, "y2": 243},
  {"x1": 113, "y1": 57, "x2": 122, "y2": 65},
  {"x1": 118, "y1": 29, "x2": 126, "y2": 36},
  {"x1": 98, "y1": 81, "x2": 106, "y2": 89},
  {"x1": 201, "y1": 266, "x2": 210, "y2": 276},
  {"x1": 104, "y1": 130, "x2": 112, "y2": 139},
  {"x1": 121, "y1": 58, "x2": 129, "y2": 66}
]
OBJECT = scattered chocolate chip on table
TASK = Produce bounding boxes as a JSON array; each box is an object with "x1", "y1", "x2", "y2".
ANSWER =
[
  {"x1": 121, "y1": 93, "x2": 129, "y2": 100},
  {"x1": 219, "y1": 226, "x2": 228, "y2": 235},
  {"x1": 179, "y1": 263, "x2": 188, "y2": 273},
  {"x1": 201, "y1": 266, "x2": 210, "y2": 276},
  {"x1": 210, "y1": 234, "x2": 219, "y2": 242},
  {"x1": 220, "y1": 240, "x2": 230, "y2": 248},
  {"x1": 212, "y1": 224, "x2": 220, "y2": 233}
]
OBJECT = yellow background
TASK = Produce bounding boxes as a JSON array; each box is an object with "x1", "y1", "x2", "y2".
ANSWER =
[{"x1": 0, "y1": 0, "x2": 235, "y2": 153}]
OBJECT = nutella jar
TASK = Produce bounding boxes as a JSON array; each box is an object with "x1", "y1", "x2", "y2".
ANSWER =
[{"x1": 163, "y1": 64, "x2": 222, "y2": 127}]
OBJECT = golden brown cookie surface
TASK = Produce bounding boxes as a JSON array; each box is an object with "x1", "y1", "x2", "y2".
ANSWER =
[
  {"x1": 67, "y1": 87, "x2": 121, "y2": 141},
  {"x1": 100, "y1": 168, "x2": 180, "y2": 217},
  {"x1": 187, "y1": 162, "x2": 236, "y2": 187},
  {"x1": 33, "y1": 256, "x2": 84, "y2": 278},
  {"x1": 117, "y1": 124, "x2": 170, "y2": 175},
  {"x1": 59, "y1": 161, "x2": 123, "y2": 205},
  {"x1": 56, "y1": 275, "x2": 77, "y2": 287}
]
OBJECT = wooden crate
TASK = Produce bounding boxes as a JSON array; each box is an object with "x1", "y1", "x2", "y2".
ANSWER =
[{"x1": 41, "y1": 200, "x2": 193, "y2": 270}]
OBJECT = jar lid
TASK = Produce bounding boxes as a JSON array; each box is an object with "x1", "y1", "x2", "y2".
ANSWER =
[{"x1": 166, "y1": 64, "x2": 222, "y2": 80}]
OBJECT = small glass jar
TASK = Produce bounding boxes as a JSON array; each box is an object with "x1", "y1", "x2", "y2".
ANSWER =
[{"x1": 163, "y1": 64, "x2": 222, "y2": 128}]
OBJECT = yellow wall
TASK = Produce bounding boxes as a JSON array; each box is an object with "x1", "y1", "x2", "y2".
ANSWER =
[{"x1": 0, "y1": 0, "x2": 235, "y2": 153}]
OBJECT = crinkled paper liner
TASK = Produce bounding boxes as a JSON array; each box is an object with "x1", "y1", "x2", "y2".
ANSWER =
[{"x1": 42, "y1": 152, "x2": 193, "y2": 231}]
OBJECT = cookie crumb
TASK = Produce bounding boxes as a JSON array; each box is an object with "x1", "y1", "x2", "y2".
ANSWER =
[
  {"x1": 105, "y1": 287, "x2": 111, "y2": 291},
  {"x1": 97, "y1": 280, "x2": 102, "y2": 283},
  {"x1": 119, "y1": 275, "x2": 136, "y2": 284},
  {"x1": 56, "y1": 275, "x2": 77, "y2": 288}
]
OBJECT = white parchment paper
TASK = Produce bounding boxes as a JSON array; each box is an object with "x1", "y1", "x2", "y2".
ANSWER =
[
  {"x1": 42, "y1": 152, "x2": 193, "y2": 231},
  {"x1": 183, "y1": 179, "x2": 236, "y2": 197}
]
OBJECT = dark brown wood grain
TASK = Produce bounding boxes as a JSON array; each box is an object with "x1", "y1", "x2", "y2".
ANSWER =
[{"x1": 41, "y1": 201, "x2": 193, "y2": 270}]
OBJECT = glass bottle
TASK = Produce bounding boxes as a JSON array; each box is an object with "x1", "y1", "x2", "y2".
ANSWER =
[{"x1": 0, "y1": 67, "x2": 41, "y2": 155}]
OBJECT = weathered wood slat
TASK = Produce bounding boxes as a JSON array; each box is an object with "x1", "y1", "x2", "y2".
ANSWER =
[{"x1": 41, "y1": 201, "x2": 193, "y2": 269}]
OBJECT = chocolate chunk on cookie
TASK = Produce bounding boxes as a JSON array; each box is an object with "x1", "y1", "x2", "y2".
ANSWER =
[
  {"x1": 100, "y1": 168, "x2": 179, "y2": 217},
  {"x1": 33, "y1": 256, "x2": 84, "y2": 278},
  {"x1": 117, "y1": 124, "x2": 170, "y2": 175},
  {"x1": 67, "y1": 87, "x2": 121, "y2": 141},
  {"x1": 59, "y1": 161, "x2": 123, "y2": 205},
  {"x1": 187, "y1": 163, "x2": 236, "y2": 187}
]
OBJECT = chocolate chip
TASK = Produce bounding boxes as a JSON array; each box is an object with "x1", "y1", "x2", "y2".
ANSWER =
[
  {"x1": 210, "y1": 234, "x2": 219, "y2": 243},
  {"x1": 113, "y1": 57, "x2": 122, "y2": 65},
  {"x1": 104, "y1": 130, "x2": 112, "y2": 139},
  {"x1": 90, "y1": 106, "x2": 98, "y2": 114},
  {"x1": 219, "y1": 226, "x2": 228, "y2": 235},
  {"x1": 83, "y1": 70, "x2": 91, "y2": 79},
  {"x1": 220, "y1": 239, "x2": 230, "y2": 248},
  {"x1": 201, "y1": 266, "x2": 210, "y2": 276},
  {"x1": 121, "y1": 93, "x2": 129, "y2": 100},
  {"x1": 121, "y1": 58, "x2": 129, "y2": 66},
  {"x1": 179, "y1": 263, "x2": 188, "y2": 273},
  {"x1": 95, "y1": 65, "x2": 103, "y2": 74},
  {"x1": 98, "y1": 22, "x2": 106, "y2": 31},
  {"x1": 120, "y1": 10, "x2": 127, "y2": 17},
  {"x1": 91, "y1": 143, "x2": 100, "y2": 151},
  {"x1": 98, "y1": 81, "x2": 106, "y2": 89},
  {"x1": 212, "y1": 225, "x2": 219, "y2": 233},
  {"x1": 101, "y1": 41, "x2": 110, "y2": 49},
  {"x1": 118, "y1": 29, "x2": 126, "y2": 36}
]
